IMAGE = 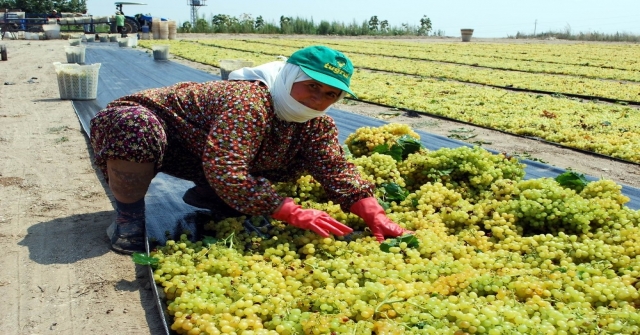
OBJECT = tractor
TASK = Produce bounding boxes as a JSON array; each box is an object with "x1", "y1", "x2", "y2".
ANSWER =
[{"x1": 110, "y1": 2, "x2": 160, "y2": 35}]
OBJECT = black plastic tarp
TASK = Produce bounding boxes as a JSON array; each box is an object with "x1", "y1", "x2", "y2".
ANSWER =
[{"x1": 72, "y1": 42, "x2": 640, "y2": 334}]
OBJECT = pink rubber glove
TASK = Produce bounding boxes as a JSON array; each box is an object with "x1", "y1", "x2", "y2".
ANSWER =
[
  {"x1": 272, "y1": 198, "x2": 353, "y2": 237},
  {"x1": 350, "y1": 197, "x2": 413, "y2": 242}
]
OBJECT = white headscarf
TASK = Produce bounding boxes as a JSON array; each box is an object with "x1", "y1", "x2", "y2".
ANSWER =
[{"x1": 228, "y1": 61, "x2": 339, "y2": 123}]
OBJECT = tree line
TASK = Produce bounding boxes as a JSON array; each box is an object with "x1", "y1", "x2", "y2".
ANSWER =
[
  {"x1": 181, "y1": 14, "x2": 442, "y2": 37},
  {"x1": 0, "y1": 0, "x2": 86, "y2": 14},
  {"x1": 1, "y1": 2, "x2": 441, "y2": 37}
]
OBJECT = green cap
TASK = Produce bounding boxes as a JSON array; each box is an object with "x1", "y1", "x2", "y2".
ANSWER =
[{"x1": 287, "y1": 45, "x2": 357, "y2": 98}]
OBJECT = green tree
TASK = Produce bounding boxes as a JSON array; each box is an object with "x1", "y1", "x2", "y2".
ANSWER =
[
  {"x1": 368, "y1": 15, "x2": 379, "y2": 31},
  {"x1": 195, "y1": 17, "x2": 209, "y2": 32},
  {"x1": 211, "y1": 14, "x2": 231, "y2": 27},
  {"x1": 418, "y1": 15, "x2": 432, "y2": 36},
  {"x1": 380, "y1": 19, "x2": 389, "y2": 32},
  {"x1": 238, "y1": 13, "x2": 254, "y2": 30},
  {"x1": 211, "y1": 14, "x2": 232, "y2": 33},
  {"x1": 0, "y1": 0, "x2": 85, "y2": 14},
  {"x1": 181, "y1": 21, "x2": 192, "y2": 33},
  {"x1": 254, "y1": 15, "x2": 264, "y2": 29},
  {"x1": 317, "y1": 20, "x2": 330, "y2": 35},
  {"x1": 279, "y1": 15, "x2": 292, "y2": 33}
]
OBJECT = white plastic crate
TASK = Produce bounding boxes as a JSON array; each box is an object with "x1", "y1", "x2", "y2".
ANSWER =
[
  {"x1": 24, "y1": 32, "x2": 40, "y2": 40},
  {"x1": 53, "y1": 62, "x2": 101, "y2": 100},
  {"x1": 117, "y1": 37, "x2": 129, "y2": 47},
  {"x1": 64, "y1": 46, "x2": 86, "y2": 64},
  {"x1": 152, "y1": 44, "x2": 170, "y2": 61},
  {"x1": 42, "y1": 24, "x2": 61, "y2": 39},
  {"x1": 127, "y1": 36, "x2": 138, "y2": 47}
]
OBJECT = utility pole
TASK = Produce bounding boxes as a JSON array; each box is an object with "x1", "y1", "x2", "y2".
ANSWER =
[{"x1": 534, "y1": 19, "x2": 537, "y2": 36}]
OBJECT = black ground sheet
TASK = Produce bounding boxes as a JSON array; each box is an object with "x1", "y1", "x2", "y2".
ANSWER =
[{"x1": 71, "y1": 42, "x2": 640, "y2": 334}]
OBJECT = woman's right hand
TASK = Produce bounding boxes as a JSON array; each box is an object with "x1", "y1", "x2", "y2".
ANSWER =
[{"x1": 272, "y1": 198, "x2": 353, "y2": 237}]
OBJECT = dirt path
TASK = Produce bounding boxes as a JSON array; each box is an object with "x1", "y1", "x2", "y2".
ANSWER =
[
  {"x1": 0, "y1": 39, "x2": 164, "y2": 335},
  {"x1": 0, "y1": 36, "x2": 638, "y2": 335}
]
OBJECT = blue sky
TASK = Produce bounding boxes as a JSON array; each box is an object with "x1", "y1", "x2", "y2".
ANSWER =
[{"x1": 90, "y1": 0, "x2": 640, "y2": 38}]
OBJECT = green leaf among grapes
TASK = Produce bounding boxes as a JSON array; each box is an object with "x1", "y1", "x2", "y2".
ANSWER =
[
  {"x1": 372, "y1": 143, "x2": 390, "y2": 154},
  {"x1": 398, "y1": 234, "x2": 419, "y2": 247},
  {"x1": 132, "y1": 252, "x2": 158, "y2": 266},
  {"x1": 421, "y1": 168, "x2": 453, "y2": 176},
  {"x1": 380, "y1": 242, "x2": 393, "y2": 253},
  {"x1": 373, "y1": 135, "x2": 423, "y2": 162},
  {"x1": 388, "y1": 145, "x2": 404, "y2": 161},
  {"x1": 202, "y1": 235, "x2": 218, "y2": 247},
  {"x1": 381, "y1": 182, "x2": 409, "y2": 202},
  {"x1": 373, "y1": 143, "x2": 403, "y2": 161},
  {"x1": 555, "y1": 171, "x2": 589, "y2": 192},
  {"x1": 395, "y1": 135, "x2": 424, "y2": 160},
  {"x1": 380, "y1": 234, "x2": 419, "y2": 252}
]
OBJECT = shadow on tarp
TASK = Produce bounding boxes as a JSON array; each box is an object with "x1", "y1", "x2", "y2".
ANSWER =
[
  {"x1": 69, "y1": 42, "x2": 640, "y2": 335},
  {"x1": 144, "y1": 173, "x2": 215, "y2": 248}
]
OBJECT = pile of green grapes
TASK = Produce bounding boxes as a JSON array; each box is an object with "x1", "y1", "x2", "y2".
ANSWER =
[{"x1": 150, "y1": 124, "x2": 640, "y2": 335}]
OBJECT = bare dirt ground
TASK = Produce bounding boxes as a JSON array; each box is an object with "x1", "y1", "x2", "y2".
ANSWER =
[{"x1": 0, "y1": 35, "x2": 638, "y2": 335}]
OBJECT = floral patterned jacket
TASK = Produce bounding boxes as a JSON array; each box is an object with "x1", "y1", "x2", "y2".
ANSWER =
[{"x1": 108, "y1": 80, "x2": 374, "y2": 215}]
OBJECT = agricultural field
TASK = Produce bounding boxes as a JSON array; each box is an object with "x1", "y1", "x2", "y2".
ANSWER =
[
  {"x1": 132, "y1": 38, "x2": 640, "y2": 335},
  {"x1": 139, "y1": 37, "x2": 640, "y2": 164}
]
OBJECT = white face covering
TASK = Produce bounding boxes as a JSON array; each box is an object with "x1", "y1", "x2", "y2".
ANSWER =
[{"x1": 228, "y1": 61, "x2": 344, "y2": 123}]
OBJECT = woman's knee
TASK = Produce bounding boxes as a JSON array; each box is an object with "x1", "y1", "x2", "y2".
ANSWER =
[{"x1": 107, "y1": 160, "x2": 155, "y2": 202}]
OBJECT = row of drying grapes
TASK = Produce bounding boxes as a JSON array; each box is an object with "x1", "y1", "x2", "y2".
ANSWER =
[
  {"x1": 138, "y1": 39, "x2": 640, "y2": 164},
  {"x1": 359, "y1": 40, "x2": 640, "y2": 72},
  {"x1": 194, "y1": 38, "x2": 640, "y2": 102},
  {"x1": 147, "y1": 124, "x2": 640, "y2": 335},
  {"x1": 351, "y1": 71, "x2": 640, "y2": 163},
  {"x1": 288, "y1": 38, "x2": 640, "y2": 79}
]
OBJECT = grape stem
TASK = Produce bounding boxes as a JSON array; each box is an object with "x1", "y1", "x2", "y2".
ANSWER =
[
  {"x1": 350, "y1": 321, "x2": 359, "y2": 335},
  {"x1": 303, "y1": 260, "x2": 321, "y2": 270},
  {"x1": 196, "y1": 248, "x2": 209, "y2": 260},
  {"x1": 222, "y1": 232, "x2": 235, "y2": 249},
  {"x1": 374, "y1": 288, "x2": 405, "y2": 314},
  {"x1": 319, "y1": 248, "x2": 334, "y2": 259}
]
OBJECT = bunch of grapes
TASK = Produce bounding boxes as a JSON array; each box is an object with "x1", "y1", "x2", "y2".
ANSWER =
[
  {"x1": 344, "y1": 123, "x2": 420, "y2": 158},
  {"x1": 494, "y1": 178, "x2": 623, "y2": 234},
  {"x1": 350, "y1": 152, "x2": 406, "y2": 188},
  {"x1": 580, "y1": 179, "x2": 629, "y2": 204},
  {"x1": 273, "y1": 174, "x2": 328, "y2": 203},
  {"x1": 397, "y1": 146, "x2": 525, "y2": 196}
]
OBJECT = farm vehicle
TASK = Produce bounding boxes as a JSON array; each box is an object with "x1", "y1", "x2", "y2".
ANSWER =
[{"x1": 110, "y1": 2, "x2": 167, "y2": 35}]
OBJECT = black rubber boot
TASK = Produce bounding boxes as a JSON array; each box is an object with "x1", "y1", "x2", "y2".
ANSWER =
[
  {"x1": 107, "y1": 198, "x2": 146, "y2": 254},
  {"x1": 106, "y1": 219, "x2": 146, "y2": 254}
]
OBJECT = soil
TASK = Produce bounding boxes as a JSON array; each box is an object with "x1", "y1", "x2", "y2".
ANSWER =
[{"x1": 0, "y1": 34, "x2": 638, "y2": 335}]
